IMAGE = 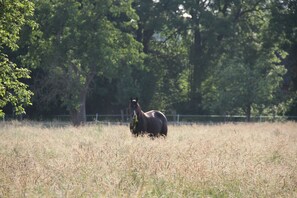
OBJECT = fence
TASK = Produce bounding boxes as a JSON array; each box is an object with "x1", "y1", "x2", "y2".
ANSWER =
[
  {"x1": 55, "y1": 114, "x2": 297, "y2": 124},
  {"x1": 2, "y1": 113, "x2": 297, "y2": 124}
]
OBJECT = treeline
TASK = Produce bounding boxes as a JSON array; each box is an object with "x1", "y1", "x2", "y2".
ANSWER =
[{"x1": 1, "y1": 0, "x2": 297, "y2": 125}]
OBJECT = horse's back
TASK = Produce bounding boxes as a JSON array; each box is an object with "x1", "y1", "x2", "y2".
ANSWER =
[{"x1": 145, "y1": 110, "x2": 167, "y2": 122}]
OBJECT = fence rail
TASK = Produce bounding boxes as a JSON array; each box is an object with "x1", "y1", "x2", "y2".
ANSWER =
[
  {"x1": 55, "y1": 114, "x2": 297, "y2": 123},
  {"x1": 2, "y1": 114, "x2": 297, "y2": 124}
]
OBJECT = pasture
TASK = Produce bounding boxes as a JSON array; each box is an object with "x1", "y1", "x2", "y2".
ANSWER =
[{"x1": 0, "y1": 122, "x2": 296, "y2": 197}]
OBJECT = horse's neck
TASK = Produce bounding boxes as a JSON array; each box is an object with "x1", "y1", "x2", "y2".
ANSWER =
[
  {"x1": 137, "y1": 110, "x2": 145, "y2": 118},
  {"x1": 136, "y1": 105, "x2": 143, "y2": 116},
  {"x1": 136, "y1": 108, "x2": 146, "y2": 123},
  {"x1": 136, "y1": 110, "x2": 146, "y2": 131}
]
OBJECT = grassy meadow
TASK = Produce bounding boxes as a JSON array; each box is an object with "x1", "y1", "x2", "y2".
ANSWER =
[{"x1": 0, "y1": 121, "x2": 296, "y2": 197}]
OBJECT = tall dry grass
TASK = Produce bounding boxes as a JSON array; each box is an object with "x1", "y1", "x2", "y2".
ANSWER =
[{"x1": 0, "y1": 121, "x2": 296, "y2": 197}]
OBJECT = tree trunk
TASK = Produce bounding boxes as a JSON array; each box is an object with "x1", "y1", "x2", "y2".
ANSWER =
[
  {"x1": 189, "y1": 27, "x2": 204, "y2": 112},
  {"x1": 136, "y1": 23, "x2": 154, "y2": 54},
  {"x1": 70, "y1": 90, "x2": 87, "y2": 126},
  {"x1": 246, "y1": 104, "x2": 251, "y2": 122}
]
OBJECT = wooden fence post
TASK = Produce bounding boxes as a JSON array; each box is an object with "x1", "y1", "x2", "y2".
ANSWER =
[
  {"x1": 121, "y1": 110, "x2": 124, "y2": 123},
  {"x1": 95, "y1": 113, "x2": 98, "y2": 122}
]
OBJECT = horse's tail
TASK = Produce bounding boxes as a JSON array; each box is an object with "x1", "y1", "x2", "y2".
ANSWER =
[
  {"x1": 161, "y1": 122, "x2": 168, "y2": 136},
  {"x1": 160, "y1": 114, "x2": 168, "y2": 136}
]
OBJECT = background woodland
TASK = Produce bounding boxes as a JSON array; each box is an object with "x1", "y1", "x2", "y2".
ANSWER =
[{"x1": 1, "y1": 0, "x2": 297, "y2": 125}]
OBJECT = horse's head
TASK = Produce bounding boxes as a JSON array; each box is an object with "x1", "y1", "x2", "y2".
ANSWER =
[
  {"x1": 129, "y1": 97, "x2": 140, "y2": 115},
  {"x1": 129, "y1": 97, "x2": 140, "y2": 132}
]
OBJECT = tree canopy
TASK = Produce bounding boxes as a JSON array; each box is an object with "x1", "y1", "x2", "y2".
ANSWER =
[{"x1": 1, "y1": 0, "x2": 296, "y2": 123}]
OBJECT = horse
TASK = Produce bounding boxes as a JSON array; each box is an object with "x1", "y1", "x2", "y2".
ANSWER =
[{"x1": 129, "y1": 97, "x2": 168, "y2": 137}]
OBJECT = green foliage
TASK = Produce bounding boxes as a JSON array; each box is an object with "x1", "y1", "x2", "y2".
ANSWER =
[
  {"x1": 201, "y1": 15, "x2": 289, "y2": 117},
  {"x1": 0, "y1": 0, "x2": 34, "y2": 117},
  {"x1": 4, "y1": 0, "x2": 296, "y2": 119},
  {"x1": 0, "y1": 0, "x2": 35, "y2": 50},
  {"x1": 23, "y1": 0, "x2": 142, "y2": 123},
  {"x1": 268, "y1": 0, "x2": 297, "y2": 115},
  {"x1": 146, "y1": 45, "x2": 191, "y2": 111},
  {"x1": 202, "y1": 56, "x2": 288, "y2": 115},
  {"x1": 132, "y1": 0, "x2": 192, "y2": 111},
  {"x1": 0, "y1": 54, "x2": 33, "y2": 117}
]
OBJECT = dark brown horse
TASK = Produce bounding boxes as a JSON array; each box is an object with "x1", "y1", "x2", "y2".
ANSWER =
[{"x1": 129, "y1": 97, "x2": 168, "y2": 137}]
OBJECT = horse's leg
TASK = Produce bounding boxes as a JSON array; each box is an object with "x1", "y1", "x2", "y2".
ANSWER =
[{"x1": 148, "y1": 133, "x2": 156, "y2": 140}]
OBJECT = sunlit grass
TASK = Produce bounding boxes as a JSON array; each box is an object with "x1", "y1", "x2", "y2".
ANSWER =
[{"x1": 0, "y1": 121, "x2": 296, "y2": 197}]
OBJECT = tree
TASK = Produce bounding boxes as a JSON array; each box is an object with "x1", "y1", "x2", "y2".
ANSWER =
[
  {"x1": 201, "y1": 1, "x2": 290, "y2": 120},
  {"x1": 12, "y1": 0, "x2": 296, "y2": 120},
  {"x1": 131, "y1": 0, "x2": 191, "y2": 112},
  {"x1": 202, "y1": 55, "x2": 287, "y2": 120},
  {"x1": 269, "y1": 0, "x2": 297, "y2": 115},
  {"x1": 23, "y1": 0, "x2": 142, "y2": 125},
  {"x1": 152, "y1": 0, "x2": 280, "y2": 114},
  {"x1": 0, "y1": 0, "x2": 34, "y2": 117}
]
